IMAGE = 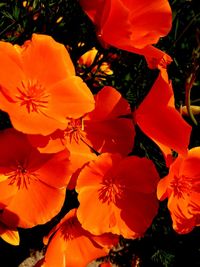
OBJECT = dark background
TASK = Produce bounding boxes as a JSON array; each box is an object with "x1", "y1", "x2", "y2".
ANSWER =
[{"x1": 0, "y1": 0, "x2": 200, "y2": 266}]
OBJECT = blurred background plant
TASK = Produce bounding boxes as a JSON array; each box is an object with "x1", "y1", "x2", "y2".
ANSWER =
[{"x1": 0, "y1": 0, "x2": 200, "y2": 266}]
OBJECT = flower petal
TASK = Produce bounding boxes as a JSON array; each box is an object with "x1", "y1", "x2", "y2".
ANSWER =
[
  {"x1": 47, "y1": 76, "x2": 95, "y2": 120},
  {"x1": 88, "y1": 86, "x2": 131, "y2": 120},
  {"x1": 0, "y1": 222, "x2": 19, "y2": 246},
  {"x1": 86, "y1": 119, "x2": 135, "y2": 156},
  {"x1": 135, "y1": 71, "x2": 191, "y2": 158},
  {"x1": 43, "y1": 209, "x2": 111, "y2": 267},
  {"x1": 21, "y1": 34, "x2": 75, "y2": 86},
  {"x1": 76, "y1": 154, "x2": 159, "y2": 238},
  {"x1": 1, "y1": 180, "x2": 66, "y2": 228}
]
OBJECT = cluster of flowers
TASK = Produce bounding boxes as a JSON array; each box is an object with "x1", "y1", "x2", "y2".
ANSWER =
[{"x1": 0, "y1": 0, "x2": 199, "y2": 266}]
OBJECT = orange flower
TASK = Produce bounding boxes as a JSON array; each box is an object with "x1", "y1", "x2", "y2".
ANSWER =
[
  {"x1": 77, "y1": 47, "x2": 113, "y2": 76},
  {"x1": 0, "y1": 34, "x2": 95, "y2": 135},
  {"x1": 42, "y1": 209, "x2": 118, "y2": 267},
  {"x1": 134, "y1": 64, "x2": 192, "y2": 165},
  {"x1": 157, "y1": 147, "x2": 200, "y2": 234},
  {"x1": 0, "y1": 128, "x2": 72, "y2": 228},
  {"x1": 28, "y1": 86, "x2": 135, "y2": 174},
  {"x1": 0, "y1": 221, "x2": 19, "y2": 246},
  {"x1": 76, "y1": 153, "x2": 159, "y2": 238},
  {"x1": 79, "y1": 0, "x2": 172, "y2": 68}
]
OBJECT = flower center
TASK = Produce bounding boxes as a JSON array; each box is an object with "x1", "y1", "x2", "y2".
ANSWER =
[
  {"x1": 63, "y1": 118, "x2": 85, "y2": 144},
  {"x1": 61, "y1": 217, "x2": 79, "y2": 240},
  {"x1": 98, "y1": 177, "x2": 124, "y2": 204},
  {"x1": 7, "y1": 163, "x2": 38, "y2": 190},
  {"x1": 170, "y1": 175, "x2": 193, "y2": 198},
  {"x1": 16, "y1": 80, "x2": 49, "y2": 113}
]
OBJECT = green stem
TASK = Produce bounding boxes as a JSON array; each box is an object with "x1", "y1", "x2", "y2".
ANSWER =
[{"x1": 185, "y1": 66, "x2": 199, "y2": 125}]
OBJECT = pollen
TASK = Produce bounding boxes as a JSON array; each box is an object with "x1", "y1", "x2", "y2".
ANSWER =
[
  {"x1": 61, "y1": 217, "x2": 78, "y2": 241},
  {"x1": 6, "y1": 162, "x2": 38, "y2": 190},
  {"x1": 64, "y1": 118, "x2": 86, "y2": 144},
  {"x1": 98, "y1": 176, "x2": 124, "y2": 204},
  {"x1": 170, "y1": 175, "x2": 193, "y2": 198},
  {"x1": 16, "y1": 80, "x2": 49, "y2": 113}
]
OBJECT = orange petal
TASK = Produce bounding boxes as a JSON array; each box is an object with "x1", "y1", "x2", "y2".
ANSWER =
[
  {"x1": 79, "y1": 0, "x2": 108, "y2": 26},
  {"x1": 80, "y1": 0, "x2": 172, "y2": 49},
  {"x1": 116, "y1": 156, "x2": 159, "y2": 236},
  {"x1": 168, "y1": 193, "x2": 197, "y2": 234},
  {"x1": 0, "y1": 90, "x2": 67, "y2": 135},
  {"x1": 35, "y1": 149, "x2": 72, "y2": 188},
  {"x1": 88, "y1": 86, "x2": 131, "y2": 120},
  {"x1": 85, "y1": 119, "x2": 135, "y2": 156},
  {"x1": 0, "y1": 34, "x2": 95, "y2": 136},
  {"x1": 76, "y1": 154, "x2": 159, "y2": 238},
  {"x1": 0, "y1": 129, "x2": 71, "y2": 228},
  {"x1": 21, "y1": 34, "x2": 75, "y2": 86},
  {"x1": 27, "y1": 130, "x2": 66, "y2": 154},
  {"x1": 125, "y1": 0, "x2": 172, "y2": 48},
  {"x1": 157, "y1": 175, "x2": 171, "y2": 201},
  {"x1": 78, "y1": 47, "x2": 98, "y2": 67},
  {"x1": 168, "y1": 193, "x2": 192, "y2": 220},
  {"x1": 0, "y1": 41, "x2": 22, "y2": 67},
  {"x1": 47, "y1": 76, "x2": 95, "y2": 120},
  {"x1": 43, "y1": 209, "x2": 110, "y2": 267},
  {"x1": 171, "y1": 214, "x2": 196, "y2": 234},
  {"x1": 0, "y1": 179, "x2": 18, "y2": 208},
  {"x1": 103, "y1": 0, "x2": 172, "y2": 48},
  {"x1": 0, "y1": 46, "x2": 23, "y2": 94},
  {"x1": 0, "y1": 221, "x2": 19, "y2": 246},
  {"x1": 188, "y1": 192, "x2": 200, "y2": 215},
  {"x1": 180, "y1": 147, "x2": 200, "y2": 178},
  {"x1": 85, "y1": 86, "x2": 135, "y2": 156},
  {"x1": 117, "y1": 156, "x2": 159, "y2": 193},
  {"x1": 80, "y1": 0, "x2": 172, "y2": 69},
  {"x1": 1, "y1": 180, "x2": 66, "y2": 228},
  {"x1": 120, "y1": 191, "x2": 158, "y2": 237},
  {"x1": 135, "y1": 71, "x2": 191, "y2": 158},
  {"x1": 68, "y1": 141, "x2": 98, "y2": 174}
]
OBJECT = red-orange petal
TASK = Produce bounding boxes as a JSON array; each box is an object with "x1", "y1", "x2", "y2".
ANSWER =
[
  {"x1": 85, "y1": 119, "x2": 135, "y2": 156},
  {"x1": 0, "y1": 129, "x2": 71, "y2": 228},
  {"x1": 85, "y1": 86, "x2": 135, "y2": 156},
  {"x1": 88, "y1": 86, "x2": 131, "y2": 120},
  {"x1": 43, "y1": 209, "x2": 112, "y2": 267},
  {"x1": 135, "y1": 71, "x2": 191, "y2": 159},
  {"x1": 80, "y1": 0, "x2": 172, "y2": 49},
  {"x1": 76, "y1": 153, "x2": 159, "y2": 238}
]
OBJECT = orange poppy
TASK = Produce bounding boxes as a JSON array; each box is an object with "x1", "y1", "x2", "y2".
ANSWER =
[
  {"x1": 0, "y1": 34, "x2": 95, "y2": 135},
  {"x1": 28, "y1": 86, "x2": 135, "y2": 173},
  {"x1": 79, "y1": 0, "x2": 172, "y2": 68},
  {"x1": 134, "y1": 63, "x2": 192, "y2": 165},
  {"x1": 77, "y1": 47, "x2": 113, "y2": 76},
  {"x1": 42, "y1": 209, "x2": 118, "y2": 267},
  {"x1": 157, "y1": 147, "x2": 200, "y2": 234},
  {"x1": 0, "y1": 221, "x2": 19, "y2": 246},
  {"x1": 76, "y1": 153, "x2": 159, "y2": 239},
  {"x1": 0, "y1": 128, "x2": 72, "y2": 228}
]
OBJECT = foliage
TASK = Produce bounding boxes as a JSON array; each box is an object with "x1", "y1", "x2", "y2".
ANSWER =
[{"x1": 0, "y1": 0, "x2": 200, "y2": 266}]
